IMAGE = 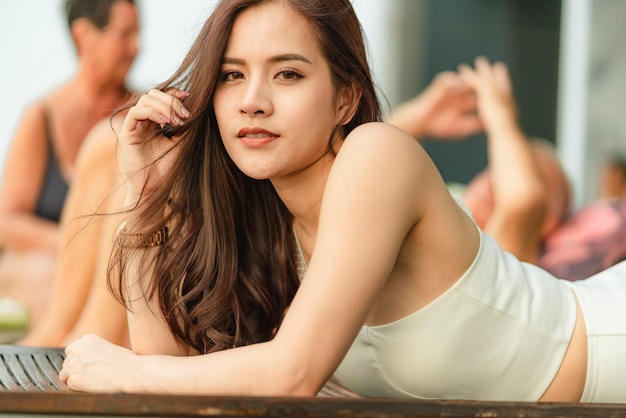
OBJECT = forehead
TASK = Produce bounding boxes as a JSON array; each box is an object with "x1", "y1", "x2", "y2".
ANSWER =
[
  {"x1": 107, "y1": 1, "x2": 138, "y2": 27},
  {"x1": 465, "y1": 169, "x2": 493, "y2": 197},
  {"x1": 225, "y1": 2, "x2": 320, "y2": 57}
]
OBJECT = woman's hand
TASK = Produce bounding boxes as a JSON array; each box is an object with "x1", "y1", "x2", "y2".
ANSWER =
[
  {"x1": 386, "y1": 71, "x2": 482, "y2": 140},
  {"x1": 118, "y1": 89, "x2": 190, "y2": 206},
  {"x1": 457, "y1": 57, "x2": 517, "y2": 134},
  {"x1": 59, "y1": 334, "x2": 142, "y2": 393}
]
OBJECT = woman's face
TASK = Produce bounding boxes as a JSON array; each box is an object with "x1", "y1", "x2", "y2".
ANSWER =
[
  {"x1": 213, "y1": 2, "x2": 346, "y2": 181},
  {"x1": 87, "y1": 1, "x2": 139, "y2": 85}
]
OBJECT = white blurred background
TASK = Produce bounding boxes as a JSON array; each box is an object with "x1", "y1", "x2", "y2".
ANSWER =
[
  {"x1": 2, "y1": 0, "x2": 624, "y2": 207},
  {"x1": 0, "y1": 0, "x2": 401, "y2": 175}
]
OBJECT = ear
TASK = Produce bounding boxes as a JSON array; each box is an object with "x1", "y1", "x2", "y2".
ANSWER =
[
  {"x1": 337, "y1": 83, "x2": 362, "y2": 126},
  {"x1": 70, "y1": 18, "x2": 97, "y2": 56},
  {"x1": 540, "y1": 208, "x2": 561, "y2": 238}
]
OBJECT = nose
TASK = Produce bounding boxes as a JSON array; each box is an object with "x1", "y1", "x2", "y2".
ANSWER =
[
  {"x1": 240, "y1": 79, "x2": 273, "y2": 116},
  {"x1": 127, "y1": 33, "x2": 139, "y2": 60}
]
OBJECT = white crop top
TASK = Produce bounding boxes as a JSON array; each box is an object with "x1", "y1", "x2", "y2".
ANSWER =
[{"x1": 329, "y1": 231, "x2": 577, "y2": 401}]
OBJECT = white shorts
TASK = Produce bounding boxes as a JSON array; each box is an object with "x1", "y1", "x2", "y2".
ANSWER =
[{"x1": 569, "y1": 261, "x2": 626, "y2": 403}]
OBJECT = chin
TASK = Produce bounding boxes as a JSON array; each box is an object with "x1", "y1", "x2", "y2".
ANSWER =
[{"x1": 239, "y1": 167, "x2": 273, "y2": 181}]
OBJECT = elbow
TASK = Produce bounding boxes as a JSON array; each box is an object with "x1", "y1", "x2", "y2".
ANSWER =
[
  {"x1": 279, "y1": 384, "x2": 319, "y2": 397},
  {"x1": 499, "y1": 179, "x2": 548, "y2": 228},
  {"x1": 271, "y1": 364, "x2": 321, "y2": 397},
  {"x1": 519, "y1": 184, "x2": 548, "y2": 221},
  {"x1": 266, "y1": 348, "x2": 325, "y2": 397},
  {"x1": 525, "y1": 184, "x2": 550, "y2": 225}
]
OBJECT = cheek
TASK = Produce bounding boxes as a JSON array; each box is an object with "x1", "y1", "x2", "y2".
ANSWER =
[
  {"x1": 213, "y1": 91, "x2": 230, "y2": 129},
  {"x1": 104, "y1": 38, "x2": 130, "y2": 59},
  {"x1": 220, "y1": 136, "x2": 237, "y2": 162},
  {"x1": 289, "y1": 87, "x2": 339, "y2": 130},
  {"x1": 95, "y1": 44, "x2": 119, "y2": 67}
]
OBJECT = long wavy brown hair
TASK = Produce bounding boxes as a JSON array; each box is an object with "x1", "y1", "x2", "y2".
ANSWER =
[{"x1": 109, "y1": 0, "x2": 382, "y2": 354}]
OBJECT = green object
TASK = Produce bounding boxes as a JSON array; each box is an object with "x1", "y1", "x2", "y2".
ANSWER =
[{"x1": 0, "y1": 298, "x2": 29, "y2": 330}]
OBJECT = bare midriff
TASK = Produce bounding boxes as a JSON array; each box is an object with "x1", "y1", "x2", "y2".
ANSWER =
[{"x1": 539, "y1": 295, "x2": 587, "y2": 402}]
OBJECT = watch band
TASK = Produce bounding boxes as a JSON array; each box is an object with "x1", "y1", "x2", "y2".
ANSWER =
[{"x1": 117, "y1": 222, "x2": 169, "y2": 249}]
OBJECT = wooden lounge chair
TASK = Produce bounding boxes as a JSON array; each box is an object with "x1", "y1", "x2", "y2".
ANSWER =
[{"x1": 1, "y1": 345, "x2": 625, "y2": 417}]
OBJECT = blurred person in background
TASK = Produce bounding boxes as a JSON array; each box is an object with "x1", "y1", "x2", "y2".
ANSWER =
[
  {"x1": 390, "y1": 57, "x2": 568, "y2": 265},
  {"x1": 0, "y1": 0, "x2": 139, "y2": 329},
  {"x1": 391, "y1": 56, "x2": 626, "y2": 282}
]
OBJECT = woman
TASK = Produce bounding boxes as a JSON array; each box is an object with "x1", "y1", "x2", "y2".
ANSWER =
[
  {"x1": 0, "y1": 0, "x2": 139, "y2": 328},
  {"x1": 60, "y1": 0, "x2": 626, "y2": 403},
  {"x1": 18, "y1": 115, "x2": 130, "y2": 347}
]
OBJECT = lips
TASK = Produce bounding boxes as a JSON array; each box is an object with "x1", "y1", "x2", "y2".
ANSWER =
[{"x1": 237, "y1": 127, "x2": 280, "y2": 147}]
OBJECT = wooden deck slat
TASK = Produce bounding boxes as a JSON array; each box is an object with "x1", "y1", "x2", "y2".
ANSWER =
[
  {"x1": 44, "y1": 348, "x2": 66, "y2": 372},
  {"x1": 13, "y1": 353, "x2": 47, "y2": 391},
  {"x1": 18, "y1": 352, "x2": 65, "y2": 391},
  {"x1": 0, "y1": 346, "x2": 66, "y2": 393},
  {"x1": 2, "y1": 354, "x2": 37, "y2": 391},
  {"x1": 32, "y1": 351, "x2": 66, "y2": 391},
  {"x1": 0, "y1": 392, "x2": 626, "y2": 417},
  {"x1": 0, "y1": 353, "x2": 21, "y2": 392}
]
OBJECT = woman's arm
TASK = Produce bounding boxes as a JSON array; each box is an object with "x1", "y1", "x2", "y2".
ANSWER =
[
  {"x1": 60, "y1": 123, "x2": 473, "y2": 396},
  {"x1": 0, "y1": 104, "x2": 59, "y2": 251},
  {"x1": 459, "y1": 58, "x2": 547, "y2": 262}
]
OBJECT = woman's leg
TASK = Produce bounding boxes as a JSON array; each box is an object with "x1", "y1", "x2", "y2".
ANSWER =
[
  {"x1": 19, "y1": 124, "x2": 123, "y2": 346},
  {"x1": 0, "y1": 248, "x2": 56, "y2": 333}
]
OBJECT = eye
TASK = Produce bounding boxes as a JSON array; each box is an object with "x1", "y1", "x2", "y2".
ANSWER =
[
  {"x1": 276, "y1": 70, "x2": 303, "y2": 81},
  {"x1": 122, "y1": 29, "x2": 137, "y2": 40},
  {"x1": 221, "y1": 70, "x2": 244, "y2": 82}
]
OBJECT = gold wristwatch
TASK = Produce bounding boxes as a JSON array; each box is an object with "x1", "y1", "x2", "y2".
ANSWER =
[{"x1": 117, "y1": 221, "x2": 169, "y2": 249}]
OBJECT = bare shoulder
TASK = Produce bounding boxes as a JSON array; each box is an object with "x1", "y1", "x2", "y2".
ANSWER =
[
  {"x1": 13, "y1": 102, "x2": 47, "y2": 139},
  {"x1": 5, "y1": 102, "x2": 48, "y2": 160},
  {"x1": 337, "y1": 122, "x2": 435, "y2": 178},
  {"x1": 344, "y1": 121, "x2": 417, "y2": 146},
  {"x1": 75, "y1": 115, "x2": 124, "y2": 171},
  {"x1": 342, "y1": 122, "x2": 428, "y2": 159},
  {"x1": 20, "y1": 102, "x2": 46, "y2": 123}
]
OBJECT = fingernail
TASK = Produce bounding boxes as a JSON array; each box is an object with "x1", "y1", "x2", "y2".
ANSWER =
[
  {"x1": 181, "y1": 107, "x2": 190, "y2": 118},
  {"x1": 173, "y1": 115, "x2": 185, "y2": 125},
  {"x1": 159, "y1": 114, "x2": 171, "y2": 124}
]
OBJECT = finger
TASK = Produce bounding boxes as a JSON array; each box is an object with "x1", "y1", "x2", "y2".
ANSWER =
[
  {"x1": 140, "y1": 92, "x2": 188, "y2": 126},
  {"x1": 433, "y1": 71, "x2": 463, "y2": 89},
  {"x1": 492, "y1": 61, "x2": 513, "y2": 93},
  {"x1": 59, "y1": 364, "x2": 68, "y2": 383},
  {"x1": 120, "y1": 102, "x2": 189, "y2": 143},
  {"x1": 457, "y1": 114, "x2": 484, "y2": 136},
  {"x1": 125, "y1": 91, "x2": 187, "y2": 139},
  {"x1": 64, "y1": 338, "x2": 78, "y2": 355},
  {"x1": 473, "y1": 56, "x2": 498, "y2": 83},
  {"x1": 458, "y1": 63, "x2": 479, "y2": 88},
  {"x1": 120, "y1": 104, "x2": 167, "y2": 138},
  {"x1": 146, "y1": 89, "x2": 192, "y2": 125},
  {"x1": 473, "y1": 56, "x2": 492, "y2": 72},
  {"x1": 168, "y1": 88, "x2": 191, "y2": 99},
  {"x1": 443, "y1": 73, "x2": 474, "y2": 96},
  {"x1": 59, "y1": 353, "x2": 72, "y2": 383}
]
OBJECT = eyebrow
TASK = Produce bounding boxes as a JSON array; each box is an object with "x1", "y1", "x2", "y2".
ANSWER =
[{"x1": 222, "y1": 53, "x2": 312, "y2": 65}]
